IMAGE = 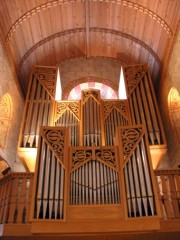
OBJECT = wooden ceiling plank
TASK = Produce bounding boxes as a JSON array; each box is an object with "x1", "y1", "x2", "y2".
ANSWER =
[
  {"x1": 90, "y1": 31, "x2": 98, "y2": 57},
  {"x1": 130, "y1": 42, "x2": 141, "y2": 64},
  {"x1": 104, "y1": 2, "x2": 110, "y2": 29},
  {"x1": 85, "y1": 0, "x2": 90, "y2": 57},
  {"x1": 89, "y1": 0, "x2": 95, "y2": 27},
  {"x1": 165, "y1": 0, "x2": 180, "y2": 30},
  {"x1": 47, "y1": 7, "x2": 60, "y2": 65},
  {"x1": 75, "y1": 31, "x2": 85, "y2": 59},
  {"x1": 139, "y1": 47, "x2": 149, "y2": 65},
  {"x1": 54, "y1": 36, "x2": 63, "y2": 64},
  {"x1": 147, "y1": 53, "x2": 156, "y2": 77},
  {"x1": 13, "y1": 0, "x2": 29, "y2": 16},
  {"x1": 5, "y1": 0, "x2": 19, "y2": 24},
  {"x1": 0, "y1": 0, "x2": 12, "y2": 37},
  {"x1": 146, "y1": 0, "x2": 160, "y2": 78},
  {"x1": 38, "y1": 8, "x2": 52, "y2": 39},
  {"x1": 156, "y1": 0, "x2": 169, "y2": 19},
  {"x1": 117, "y1": 5, "x2": 125, "y2": 33},
  {"x1": 15, "y1": 1, "x2": 35, "y2": 52},
  {"x1": 66, "y1": 2, "x2": 74, "y2": 30},
  {"x1": 48, "y1": 5, "x2": 63, "y2": 33},
  {"x1": 152, "y1": 62, "x2": 161, "y2": 85},
  {"x1": 123, "y1": 3, "x2": 131, "y2": 35},
  {"x1": 77, "y1": 1, "x2": 86, "y2": 28},
  {"x1": 116, "y1": 34, "x2": 124, "y2": 62},
  {"x1": 128, "y1": 5, "x2": 138, "y2": 64},
  {"x1": 61, "y1": 4, "x2": 69, "y2": 31},
  {"x1": 112, "y1": 2, "x2": 120, "y2": 31},
  {"x1": 47, "y1": 7, "x2": 58, "y2": 65},
  {"x1": 111, "y1": 33, "x2": 118, "y2": 59},
  {"x1": 34, "y1": 0, "x2": 48, "y2": 6},
  {"x1": 97, "y1": 0, "x2": 103, "y2": 28}
]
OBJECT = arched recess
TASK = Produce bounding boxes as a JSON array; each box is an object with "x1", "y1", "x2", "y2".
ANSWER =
[
  {"x1": 62, "y1": 76, "x2": 118, "y2": 100},
  {"x1": 168, "y1": 87, "x2": 180, "y2": 142},
  {"x1": 0, "y1": 94, "x2": 12, "y2": 149}
]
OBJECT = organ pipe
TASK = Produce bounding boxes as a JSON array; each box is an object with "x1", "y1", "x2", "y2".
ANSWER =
[
  {"x1": 70, "y1": 159, "x2": 120, "y2": 205},
  {"x1": 34, "y1": 127, "x2": 66, "y2": 220},
  {"x1": 22, "y1": 64, "x2": 164, "y2": 222},
  {"x1": 127, "y1": 70, "x2": 164, "y2": 146},
  {"x1": 82, "y1": 91, "x2": 101, "y2": 146},
  {"x1": 120, "y1": 126, "x2": 156, "y2": 217},
  {"x1": 21, "y1": 75, "x2": 54, "y2": 148}
]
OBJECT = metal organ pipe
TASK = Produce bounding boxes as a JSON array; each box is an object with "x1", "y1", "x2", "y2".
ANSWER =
[
  {"x1": 83, "y1": 96, "x2": 101, "y2": 147},
  {"x1": 104, "y1": 107, "x2": 128, "y2": 146},
  {"x1": 70, "y1": 158, "x2": 120, "y2": 205},
  {"x1": 123, "y1": 128, "x2": 156, "y2": 217},
  {"x1": 55, "y1": 109, "x2": 79, "y2": 147},
  {"x1": 22, "y1": 77, "x2": 54, "y2": 148},
  {"x1": 23, "y1": 77, "x2": 37, "y2": 147},
  {"x1": 128, "y1": 73, "x2": 162, "y2": 146},
  {"x1": 35, "y1": 138, "x2": 65, "y2": 220},
  {"x1": 29, "y1": 81, "x2": 41, "y2": 147}
]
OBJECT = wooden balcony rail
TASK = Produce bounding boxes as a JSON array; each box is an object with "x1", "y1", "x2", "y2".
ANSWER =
[
  {"x1": 154, "y1": 168, "x2": 180, "y2": 219},
  {"x1": 0, "y1": 172, "x2": 34, "y2": 224},
  {"x1": 0, "y1": 169, "x2": 179, "y2": 227}
]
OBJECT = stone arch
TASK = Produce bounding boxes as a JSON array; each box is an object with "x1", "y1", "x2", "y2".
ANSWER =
[{"x1": 62, "y1": 76, "x2": 119, "y2": 100}]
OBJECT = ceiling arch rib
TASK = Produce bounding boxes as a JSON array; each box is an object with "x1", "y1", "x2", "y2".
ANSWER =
[
  {"x1": 18, "y1": 27, "x2": 161, "y2": 91},
  {"x1": 5, "y1": 0, "x2": 173, "y2": 43}
]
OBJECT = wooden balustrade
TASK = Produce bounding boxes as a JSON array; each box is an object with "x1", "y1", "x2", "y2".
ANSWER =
[
  {"x1": 0, "y1": 172, "x2": 34, "y2": 224},
  {"x1": 0, "y1": 168, "x2": 180, "y2": 229},
  {"x1": 154, "y1": 169, "x2": 180, "y2": 219}
]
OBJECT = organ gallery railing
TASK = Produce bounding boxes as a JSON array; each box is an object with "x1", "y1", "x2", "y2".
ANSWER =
[
  {"x1": 0, "y1": 173, "x2": 34, "y2": 224},
  {"x1": 155, "y1": 168, "x2": 180, "y2": 219},
  {"x1": 0, "y1": 170, "x2": 180, "y2": 225}
]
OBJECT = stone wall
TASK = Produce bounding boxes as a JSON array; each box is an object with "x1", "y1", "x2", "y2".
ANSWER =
[
  {"x1": 159, "y1": 28, "x2": 180, "y2": 168},
  {"x1": 0, "y1": 37, "x2": 25, "y2": 171},
  {"x1": 60, "y1": 58, "x2": 121, "y2": 91}
]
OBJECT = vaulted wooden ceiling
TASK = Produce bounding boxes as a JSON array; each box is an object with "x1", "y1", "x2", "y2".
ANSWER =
[{"x1": 0, "y1": 0, "x2": 179, "y2": 95}]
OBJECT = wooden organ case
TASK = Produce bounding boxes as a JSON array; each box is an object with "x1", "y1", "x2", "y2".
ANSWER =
[{"x1": 18, "y1": 64, "x2": 167, "y2": 235}]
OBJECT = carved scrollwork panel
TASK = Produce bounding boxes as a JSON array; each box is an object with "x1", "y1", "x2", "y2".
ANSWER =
[
  {"x1": 71, "y1": 149, "x2": 92, "y2": 169},
  {"x1": 95, "y1": 149, "x2": 116, "y2": 169},
  {"x1": 103, "y1": 100, "x2": 129, "y2": 121},
  {"x1": 120, "y1": 127, "x2": 144, "y2": 164},
  {"x1": 55, "y1": 101, "x2": 80, "y2": 121},
  {"x1": 34, "y1": 67, "x2": 57, "y2": 99},
  {"x1": 124, "y1": 65, "x2": 148, "y2": 97},
  {"x1": 41, "y1": 128, "x2": 66, "y2": 163},
  {"x1": 82, "y1": 89, "x2": 100, "y2": 104}
]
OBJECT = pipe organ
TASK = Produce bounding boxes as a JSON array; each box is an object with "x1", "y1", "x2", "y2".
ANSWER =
[{"x1": 17, "y1": 64, "x2": 166, "y2": 227}]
